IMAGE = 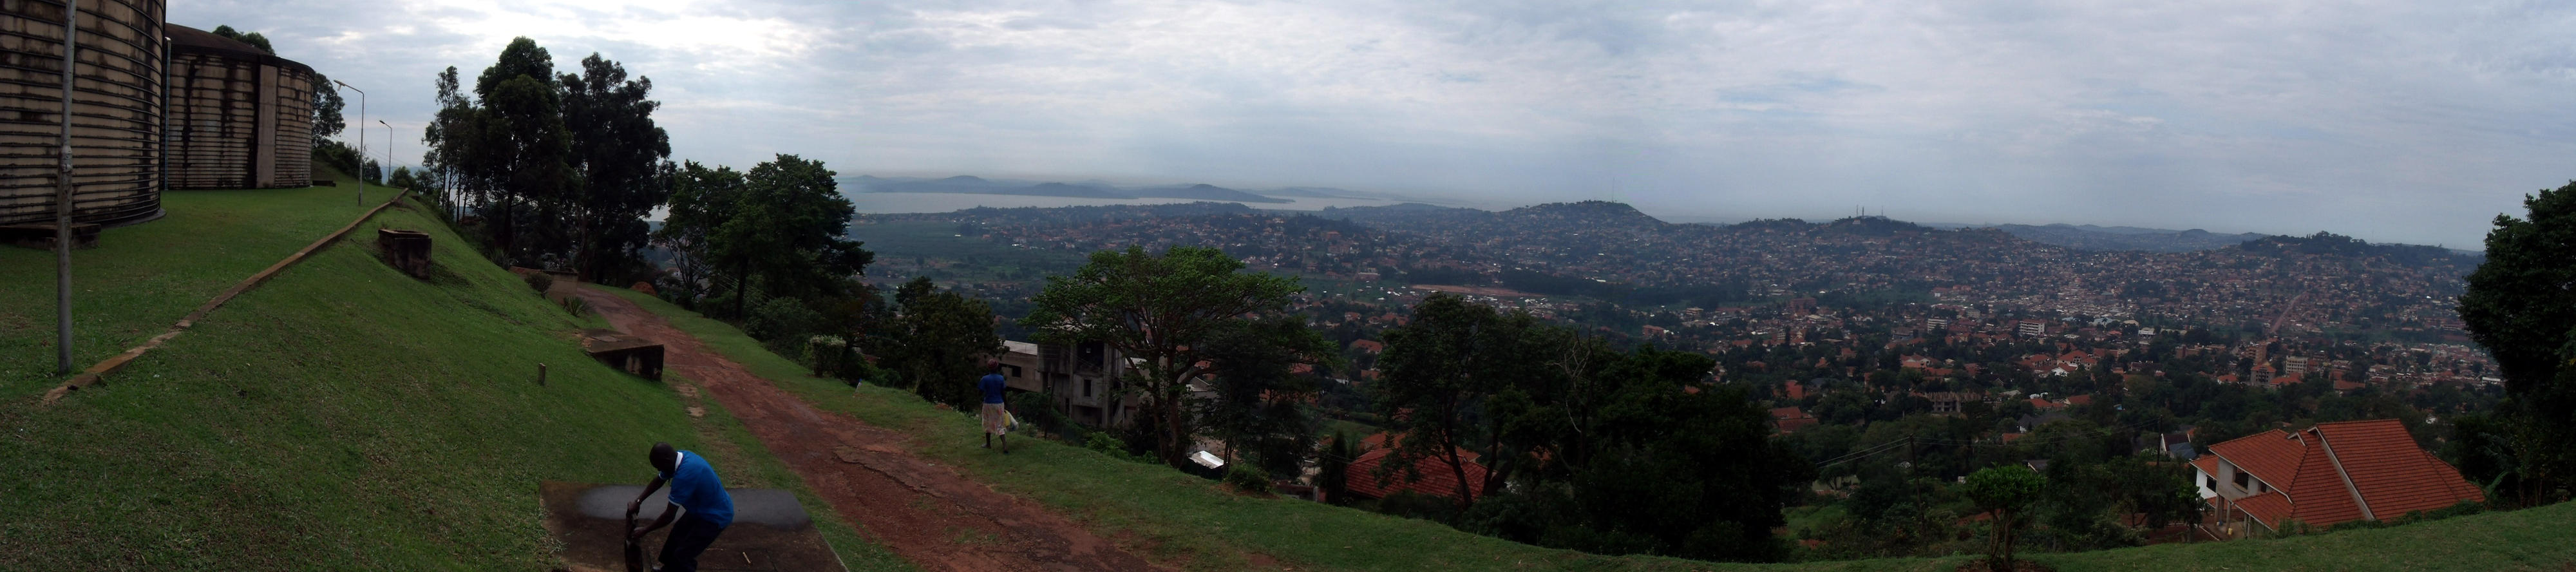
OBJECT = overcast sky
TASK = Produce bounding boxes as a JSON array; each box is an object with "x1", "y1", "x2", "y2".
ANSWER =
[{"x1": 178, "y1": 0, "x2": 2575, "y2": 248}]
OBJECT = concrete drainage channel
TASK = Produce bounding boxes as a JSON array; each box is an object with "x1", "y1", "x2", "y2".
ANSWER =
[{"x1": 40, "y1": 190, "x2": 415, "y2": 406}]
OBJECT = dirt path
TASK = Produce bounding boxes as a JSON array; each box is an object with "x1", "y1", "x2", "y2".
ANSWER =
[{"x1": 573, "y1": 287, "x2": 1164, "y2": 572}]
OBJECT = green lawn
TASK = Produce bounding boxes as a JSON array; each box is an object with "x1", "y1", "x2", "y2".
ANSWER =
[
  {"x1": 1, "y1": 177, "x2": 383, "y2": 395},
  {"x1": 0, "y1": 186, "x2": 897, "y2": 570},
  {"x1": 606, "y1": 285, "x2": 2576, "y2": 572}
]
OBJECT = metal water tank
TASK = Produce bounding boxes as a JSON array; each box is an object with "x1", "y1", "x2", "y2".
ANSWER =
[{"x1": 0, "y1": 0, "x2": 167, "y2": 227}]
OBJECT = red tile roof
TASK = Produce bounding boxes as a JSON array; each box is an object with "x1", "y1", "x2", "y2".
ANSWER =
[
  {"x1": 1346, "y1": 447, "x2": 1488, "y2": 501},
  {"x1": 2311, "y1": 419, "x2": 2486, "y2": 519},
  {"x1": 2211, "y1": 419, "x2": 2485, "y2": 529},
  {"x1": 1770, "y1": 406, "x2": 1818, "y2": 434},
  {"x1": 2231, "y1": 491, "x2": 2295, "y2": 529},
  {"x1": 2208, "y1": 430, "x2": 2306, "y2": 491}
]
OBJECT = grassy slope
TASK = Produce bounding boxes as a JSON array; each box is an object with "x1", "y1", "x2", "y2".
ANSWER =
[
  {"x1": 0, "y1": 185, "x2": 904, "y2": 570},
  {"x1": 605, "y1": 287, "x2": 2576, "y2": 572},
  {"x1": 1, "y1": 182, "x2": 379, "y2": 394}
]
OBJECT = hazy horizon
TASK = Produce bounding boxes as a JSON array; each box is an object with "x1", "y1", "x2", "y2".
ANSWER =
[{"x1": 182, "y1": 0, "x2": 2575, "y2": 249}]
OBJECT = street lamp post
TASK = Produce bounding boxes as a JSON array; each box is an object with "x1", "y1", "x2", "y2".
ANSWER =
[
  {"x1": 53, "y1": 0, "x2": 77, "y2": 374},
  {"x1": 378, "y1": 119, "x2": 392, "y2": 190},
  {"x1": 333, "y1": 79, "x2": 364, "y2": 207}
]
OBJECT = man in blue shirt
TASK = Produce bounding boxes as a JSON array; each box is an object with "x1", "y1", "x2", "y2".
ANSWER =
[
  {"x1": 980, "y1": 363, "x2": 1010, "y2": 453},
  {"x1": 628, "y1": 442, "x2": 734, "y2": 572}
]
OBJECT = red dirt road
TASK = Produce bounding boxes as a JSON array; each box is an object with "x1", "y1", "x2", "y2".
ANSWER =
[{"x1": 574, "y1": 287, "x2": 1163, "y2": 572}]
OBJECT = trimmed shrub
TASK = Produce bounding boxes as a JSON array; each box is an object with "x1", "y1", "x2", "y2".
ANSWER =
[{"x1": 523, "y1": 271, "x2": 554, "y2": 294}]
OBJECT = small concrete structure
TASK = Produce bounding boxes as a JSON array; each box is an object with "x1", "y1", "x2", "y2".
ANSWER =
[
  {"x1": 582, "y1": 329, "x2": 665, "y2": 381},
  {"x1": 539, "y1": 481, "x2": 844, "y2": 572},
  {"x1": 375, "y1": 228, "x2": 431, "y2": 278}
]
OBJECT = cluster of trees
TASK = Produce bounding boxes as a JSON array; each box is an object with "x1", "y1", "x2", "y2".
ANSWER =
[
  {"x1": 1360, "y1": 294, "x2": 1813, "y2": 562},
  {"x1": 2456, "y1": 180, "x2": 2576, "y2": 507},
  {"x1": 653, "y1": 157, "x2": 871, "y2": 318},
  {"x1": 1021, "y1": 246, "x2": 1331, "y2": 468},
  {"x1": 421, "y1": 37, "x2": 672, "y2": 283}
]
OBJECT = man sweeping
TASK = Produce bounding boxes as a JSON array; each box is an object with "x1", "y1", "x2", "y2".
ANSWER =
[
  {"x1": 628, "y1": 442, "x2": 734, "y2": 572},
  {"x1": 981, "y1": 363, "x2": 1010, "y2": 453}
]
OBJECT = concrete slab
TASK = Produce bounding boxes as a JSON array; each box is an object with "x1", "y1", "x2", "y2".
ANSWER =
[{"x1": 540, "y1": 481, "x2": 844, "y2": 572}]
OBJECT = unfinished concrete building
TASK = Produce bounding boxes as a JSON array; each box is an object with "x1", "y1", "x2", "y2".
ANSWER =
[
  {"x1": 0, "y1": 0, "x2": 168, "y2": 228},
  {"x1": 164, "y1": 23, "x2": 313, "y2": 190}
]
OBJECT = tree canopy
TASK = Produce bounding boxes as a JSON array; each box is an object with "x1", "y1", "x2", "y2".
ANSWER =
[
  {"x1": 884, "y1": 276, "x2": 1004, "y2": 410},
  {"x1": 2457, "y1": 180, "x2": 2576, "y2": 505},
  {"x1": 1022, "y1": 245, "x2": 1310, "y2": 465},
  {"x1": 1381, "y1": 294, "x2": 1814, "y2": 562}
]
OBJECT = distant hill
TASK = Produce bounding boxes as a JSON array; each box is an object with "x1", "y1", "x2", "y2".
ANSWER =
[
  {"x1": 1130, "y1": 183, "x2": 1291, "y2": 204},
  {"x1": 1991, "y1": 223, "x2": 2266, "y2": 252},
  {"x1": 1262, "y1": 186, "x2": 1363, "y2": 198},
  {"x1": 2239, "y1": 231, "x2": 2483, "y2": 268},
  {"x1": 1500, "y1": 200, "x2": 1669, "y2": 227},
  {"x1": 844, "y1": 175, "x2": 1290, "y2": 203}
]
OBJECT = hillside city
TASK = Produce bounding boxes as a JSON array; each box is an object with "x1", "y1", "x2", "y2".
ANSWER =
[{"x1": 12, "y1": 4, "x2": 2575, "y2": 571}]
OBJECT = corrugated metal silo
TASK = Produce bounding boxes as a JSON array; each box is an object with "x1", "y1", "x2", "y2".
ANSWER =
[{"x1": 0, "y1": 0, "x2": 168, "y2": 227}]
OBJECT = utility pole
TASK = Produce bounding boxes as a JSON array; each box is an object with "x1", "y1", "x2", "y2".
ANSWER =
[
  {"x1": 334, "y1": 80, "x2": 363, "y2": 206},
  {"x1": 54, "y1": 0, "x2": 78, "y2": 374},
  {"x1": 378, "y1": 119, "x2": 392, "y2": 189}
]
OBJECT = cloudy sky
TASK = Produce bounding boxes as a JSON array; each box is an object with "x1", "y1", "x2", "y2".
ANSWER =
[{"x1": 178, "y1": 0, "x2": 2575, "y2": 247}]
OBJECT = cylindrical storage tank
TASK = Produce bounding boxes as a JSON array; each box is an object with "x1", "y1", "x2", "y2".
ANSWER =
[
  {"x1": 166, "y1": 23, "x2": 312, "y2": 190},
  {"x1": 0, "y1": 0, "x2": 167, "y2": 227}
]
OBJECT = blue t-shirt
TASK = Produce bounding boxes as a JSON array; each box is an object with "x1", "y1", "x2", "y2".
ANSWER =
[
  {"x1": 980, "y1": 373, "x2": 1007, "y2": 405},
  {"x1": 658, "y1": 450, "x2": 734, "y2": 528}
]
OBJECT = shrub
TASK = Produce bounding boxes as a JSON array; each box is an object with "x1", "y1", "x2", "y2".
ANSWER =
[
  {"x1": 744, "y1": 297, "x2": 821, "y2": 342},
  {"x1": 808, "y1": 336, "x2": 848, "y2": 377},
  {"x1": 1226, "y1": 463, "x2": 1273, "y2": 494},
  {"x1": 1084, "y1": 432, "x2": 1154, "y2": 464},
  {"x1": 523, "y1": 271, "x2": 554, "y2": 294}
]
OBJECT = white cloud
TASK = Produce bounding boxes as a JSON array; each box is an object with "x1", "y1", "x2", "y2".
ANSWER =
[{"x1": 171, "y1": 0, "x2": 2576, "y2": 247}]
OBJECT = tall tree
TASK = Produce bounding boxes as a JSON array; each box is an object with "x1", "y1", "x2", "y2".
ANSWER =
[
  {"x1": 651, "y1": 161, "x2": 744, "y2": 304},
  {"x1": 421, "y1": 66, "x2": 475, "y2": 218},
  {"x1": 712, "y1": 154, "x2": 869, "y2": 316},
  {"x1": 2458, "y1": 180, "x2": 2576, "y2": 505},
  {"x1": 1374, "y1": 294, "x2": 1517, "y2": 508},
  {"x1": 559, "y1": 53, "x2": 672, "y2": 283},
  {"x1": 469, "y1": 38, "x2": 574, "y2": 263},
  {"x1": 1965, "y1": 464, "x2": 2045, "y2": 572},
  {"x1": 1196, "y1": 315, "x2": 1332, "y2": 476},
  {"x1": 1022, "y1": 245, "x2": 1307, "y2": 465},
  {"x1": 884, "y1": 277, "x2": 1005, "y2": 410},
  {"x1": 314, "y1": 72, "x2": 347, "y2": 140}
]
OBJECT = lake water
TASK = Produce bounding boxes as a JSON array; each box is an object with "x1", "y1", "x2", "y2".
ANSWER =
[{"x1": 846, "y1": 193, "x2": 1416, "y2": 214}]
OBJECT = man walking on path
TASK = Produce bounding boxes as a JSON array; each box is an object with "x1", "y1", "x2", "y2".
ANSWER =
[
  {"x1": 629, "y1": 442, "x2": 735, "y2": 572},
  {"x1": 981, "y1": 363, "x2": 1010, "y2": 453}
]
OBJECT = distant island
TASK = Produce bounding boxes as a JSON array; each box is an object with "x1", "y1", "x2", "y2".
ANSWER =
[{"x1": 847, "y1": 175, "x2": 1333, "y2": 204}]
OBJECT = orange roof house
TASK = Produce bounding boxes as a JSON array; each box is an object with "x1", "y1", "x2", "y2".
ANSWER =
[
  {"x1": 2192, "y1": 419, "x2": 2483, "y2": 536},
  {"x1": 1771, "y1": 406, "x2": 1819, "y2": 434},
  {"x1": 1344, "y1": 432, "x2": 1490, "y2": 502}
]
